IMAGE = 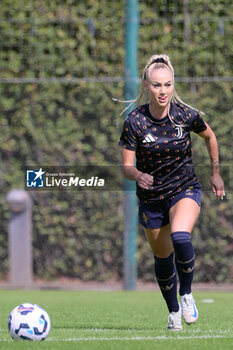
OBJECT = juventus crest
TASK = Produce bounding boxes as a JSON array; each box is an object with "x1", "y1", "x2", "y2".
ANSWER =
[{"x1": 175, "y1": 125, "x2": 183, "y2": 139}]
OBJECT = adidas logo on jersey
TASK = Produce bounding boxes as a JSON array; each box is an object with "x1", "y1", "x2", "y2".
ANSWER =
[{"x1": 142, "y1": 134, "x2": 156, "y2": 143}]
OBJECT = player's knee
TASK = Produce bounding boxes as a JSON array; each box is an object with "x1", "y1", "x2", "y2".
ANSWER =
[{"x1": 171, "y1": 231, "x2": 191, "y2": 246}]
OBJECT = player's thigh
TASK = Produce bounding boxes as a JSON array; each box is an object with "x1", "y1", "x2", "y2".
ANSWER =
[
  {"x1": 169, "y1": 198, "x2": 201, "y2": 233},
  {"x1": 143, "y1": 224, "x2": 173, "y2": 258}
]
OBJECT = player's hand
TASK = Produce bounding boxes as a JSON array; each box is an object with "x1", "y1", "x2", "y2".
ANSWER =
[
  {"x1": 210, "y1": 174, "x2": 225, "y2": 200},
  {"x1": 136, "y1": 173, "x2": 154, "y2": 190}
]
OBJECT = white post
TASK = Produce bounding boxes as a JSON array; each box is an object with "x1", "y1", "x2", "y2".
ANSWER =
[{"x1": 6, "y1": 189, "x2": 33, "y2": 287}]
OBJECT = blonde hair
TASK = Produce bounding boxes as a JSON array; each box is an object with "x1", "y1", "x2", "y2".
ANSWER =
[{"x1": 114, "y1": 54, "x2": 204, "y2": 123}]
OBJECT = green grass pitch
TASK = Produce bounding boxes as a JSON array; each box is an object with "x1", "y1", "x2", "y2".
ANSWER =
[{"x1": 0, "y1": 289, "x2": 232, "y2": 350}]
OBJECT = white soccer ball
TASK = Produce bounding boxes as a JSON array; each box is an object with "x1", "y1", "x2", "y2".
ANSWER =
[{"x1": 8, "y1": 303, "x2": 51, "y2": 341}]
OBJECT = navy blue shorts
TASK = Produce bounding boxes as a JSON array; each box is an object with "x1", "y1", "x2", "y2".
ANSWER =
[{"x1": 139, "y1": 184, "x2": 202, "y2": 229}]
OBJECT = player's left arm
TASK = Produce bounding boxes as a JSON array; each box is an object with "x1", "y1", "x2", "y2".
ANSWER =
[{"x1": 198, "y1": 122, "x2": 225, "y2": 200}]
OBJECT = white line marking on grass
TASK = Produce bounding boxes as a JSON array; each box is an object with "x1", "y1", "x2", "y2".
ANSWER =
[
  {"x1": 55, "y1": 328, "x2": 233, "y2": 335},
  {"x1": 202, "y1": 299, "x2": 214, "y2": 303},
  {"x1": 47, "y1": 335, "x2": 233, "y2": 342},
  {"x1": 1, "y1": 334, "x2": 233, "y2": 342},
  {"x1": 56, "y1": 328, "x2": 232, "y2": 333},
  {"x1": 1, "y1": 330, "x2": 233, "y2": 342}
]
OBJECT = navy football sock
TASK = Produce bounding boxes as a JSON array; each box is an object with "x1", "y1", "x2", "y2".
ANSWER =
[
  {"x1": 171, "y1": 231, "x2": 195, "y2": 296},
  {"x1": 154, "y1": 253, "x2": 179, "y2": 313}
]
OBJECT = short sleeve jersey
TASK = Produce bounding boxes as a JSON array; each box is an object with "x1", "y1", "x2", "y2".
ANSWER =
[{"x1": 118, "y1": 103, "x2": 207, "y2": 203}]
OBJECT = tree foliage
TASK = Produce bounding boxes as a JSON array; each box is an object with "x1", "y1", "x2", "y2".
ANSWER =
[{"x1": 0, "y1": 0, "x2": 232, "y2": 283}]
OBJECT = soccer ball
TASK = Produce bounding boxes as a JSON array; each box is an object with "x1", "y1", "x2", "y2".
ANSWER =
[{"x1": 8, "y1": 303, "x2": 51, "y2": 341}]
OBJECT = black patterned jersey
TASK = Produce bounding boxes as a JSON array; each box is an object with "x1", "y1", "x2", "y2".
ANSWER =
[{"x1": 118, "y1": 103, "x2": 207, "y2": 203}]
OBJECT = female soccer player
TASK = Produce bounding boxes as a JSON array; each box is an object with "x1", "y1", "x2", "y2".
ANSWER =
[{"x1": 118, "y1": 54, "x2": 225, "y2": 331}]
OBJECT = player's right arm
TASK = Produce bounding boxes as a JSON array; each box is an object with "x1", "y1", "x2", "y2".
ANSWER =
[{"x1": 121, "y1": 148, "x2": 154, "y2": 190}]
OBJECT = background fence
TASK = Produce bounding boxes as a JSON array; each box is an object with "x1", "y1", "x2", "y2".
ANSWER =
[{"x1": 0, "y1": 0, "x2": 233, "y2": 284}]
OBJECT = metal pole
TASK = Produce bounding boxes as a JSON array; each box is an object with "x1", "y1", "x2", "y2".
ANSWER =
[{"x1": 123, "y1": 0, "x2": 139, "y2": 290}]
